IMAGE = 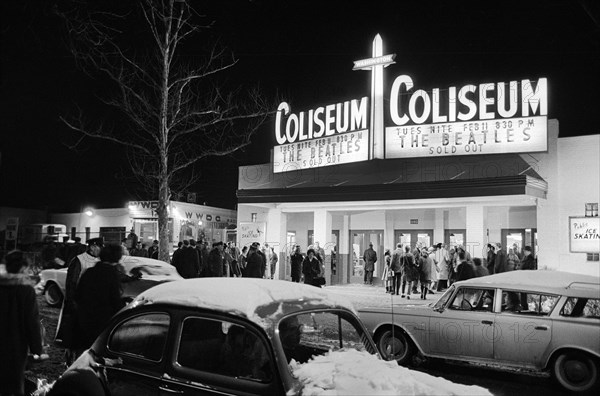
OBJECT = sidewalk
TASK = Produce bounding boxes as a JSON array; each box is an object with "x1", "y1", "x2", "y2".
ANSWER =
[{"x1": 323, "y1": 283, "x2": 437, "y2": 310}]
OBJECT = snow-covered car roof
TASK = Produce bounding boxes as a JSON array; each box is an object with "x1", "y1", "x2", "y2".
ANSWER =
[
  {"x1": 129, "y1": 278, "x2": 357, "y2": 329},
  {"x1": 120, "y1": 256, "x2": 182, "y2": 281},
  {"x1": 457, "y1": 270, "x2": 600, "y2": 298}
]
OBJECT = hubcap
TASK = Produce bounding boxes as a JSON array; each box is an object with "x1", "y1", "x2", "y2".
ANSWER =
[{"x1": 564, "y1": 359, "x2": 589, "y2": 384}]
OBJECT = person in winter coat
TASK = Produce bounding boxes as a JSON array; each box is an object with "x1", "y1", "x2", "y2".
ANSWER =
[
  {"x1": 473, "y1": 257, "x2": 489, "y2": 277},
  {"x1": 73, "y1": 245, "x2": 126, "y2": 351},
  {"x1": 147, "y1": 240, "x2": 159, "y2": 260},
  {"x1": 507, "y1": 248, "x2": 520, "y2": 271},
  {"x1": 1, "y1": 250, "x2": 47, "y2": 396},
  {"x1": 382, "y1": 250, "x2": 393, "y2": 293},
  {"x1": 390, "y1": 243, "x2": 404, "y2": 295},
  {"x1": 362, "y1": 243, "x2": 377, "y2": 285},
  {"x1": 269, "y1": 247, "x2": 278, "y2": 279},
  {"x1": 290, "y1": 245, "x2": 304, "y2": 283},
  {"x1": 486, "y1": 244, "x2": 496, "y2": 275},
  {"x1": 245, "y1": 244, "x2": 265, "y2": 278},
  {"x1": 519, "y1": 246, "x2": 536, "y2": 270},
  {"x1": 302, "y1": 249, "x2": 322, "y2": 287},
  {"x1": 434, "y1": 243, "x2": 450, "y2": 291},
  {"x1": 177, "y1": 240, "x2": 200, "y2": 278},
  {"x1": 456, "y1": 251, "x2": 476, "y2": 281},
  {"x1": 494, "y1": 243, "x2": 508, "y2": 274},
  {"x1": 419, "y1": 249, "x2": 437, "y2": 300},
  {"x1": 401, "y1": 245, "x2": 418, "y2": 299},
  {"x1": 207, "y1": 242, "x2": 224, "y2": 277},
  {"x1": 256, "y1": 244, "x2": 268, "y2": 278},
  {"x1": 57, "y1": 237, "x2": 102, "y2": 364}
]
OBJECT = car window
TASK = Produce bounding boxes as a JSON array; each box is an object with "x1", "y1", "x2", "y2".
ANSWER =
[
  {"x1": 108, "y1": 313, "x2": 170, "y2": 361},
  {"x1": 448, "y1": 287, "x2": 495, "y2": 311},
  {"x1": 278, "y1": 311, "x2": 374, "y2": 365},
  {"x1": 560, "y1": 298, "x2": 600, "y2": 319},
  {"x1": 433, "y1": 285, "x2": 455, "y2": 311},
  {"x1": 176, "y1": 317, "x2": 272, "y2": 383},
  {"x1": 501, "y1": 291, "x2": 559, "y2": 315}
]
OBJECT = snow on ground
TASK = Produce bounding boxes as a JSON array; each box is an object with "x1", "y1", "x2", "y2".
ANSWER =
[
  {"x1": 324, "y1": 283, "x2": 436, "y2": 310},
  {"x1": 291, "y1": 349, "x2": 492, "y2": 396}
]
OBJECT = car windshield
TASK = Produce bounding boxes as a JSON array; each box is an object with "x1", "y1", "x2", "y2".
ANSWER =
[
  {"x1": 277, "y1": 310, "x2": 375, "y2": 365},
  {"x1": 432, "y1": 285, "x2": 455, "y2": 311}
]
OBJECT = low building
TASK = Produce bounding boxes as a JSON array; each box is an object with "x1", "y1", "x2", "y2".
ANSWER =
[{"x1": 51, "y1": 201, "x2": 236, "y2": 248}]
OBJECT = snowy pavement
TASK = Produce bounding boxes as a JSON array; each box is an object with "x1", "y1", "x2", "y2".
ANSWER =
[{"x1": 323, "y1": 283, "x2": 439, "y2": 310}]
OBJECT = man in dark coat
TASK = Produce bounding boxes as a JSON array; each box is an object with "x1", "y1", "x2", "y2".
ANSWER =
[
  {"x1": 56, "y1": 237, "x2": 102, "y2": 360},
  {"x1": 302, "y1": 249, "x2": 322, "y2": 287},
  {"x1": 494, "y1": 243, "x2": 508, "y2": 274},
  {"x1": 456, "y1": 251, "x2": 476, "y2": 281},
  {"x1": 486, "y1": 244, "x2": 496, "y2": 274},
  {"x1": 177, "y1": 239, "x2": 200, "y2": 278},
  {"x1": 147, "y1": 239, "x2": 159, "y2": 260},
  {"x1": 1, "y1": 251, "x2": 46, "y2": 396},
  {"x1": 256, "y1": 243, "x2": 267, "y2": 278},
  {"x1": 290, "y1": 245, "x2": 304, "y2": 283},
  {"x1": 74, "y1": 245, "x2": 125, "y2": 350},
  {"x1": 200, "y1": 241, "x2": 210, "y2": 277},
  {"x1": 519, "y1": 246, "x2": 536, "y2": 270},
  {"x1": 171, "y1": 241, "x2": 183, "y2": 268},
  {"x1": 362, "y1": 242, "x2": 377, "y2": 285},
  {"x1": 207, "y1": 242, "x2": 224, "y2": 277},
  {"x1": 245, "y1": 244, "x2": 264, "y2": 278}
]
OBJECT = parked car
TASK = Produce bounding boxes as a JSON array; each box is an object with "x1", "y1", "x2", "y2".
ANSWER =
[
  {"x1": 35, "y1": 256, "x2": 184, "y2": 307},
  {"x1": 359, "y1": 270, "x2": 600, "y2": 393},
  {"x1": 47, "y1": 278, "x2": 379, "y2": 395}
]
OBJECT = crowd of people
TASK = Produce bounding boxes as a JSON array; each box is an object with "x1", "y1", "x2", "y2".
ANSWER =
[
  {"x1": 169, "y1": 239, "x2": 279, "y2": 280},
  {"x1": 380, "y1": 242, "x2": 537, "y2": 299}
]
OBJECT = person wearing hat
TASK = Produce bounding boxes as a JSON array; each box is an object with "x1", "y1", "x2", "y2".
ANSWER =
[
  {"x1": 362, "y1": 242, "x2": 377, "y2": 285},
  {"x1": 519, "y1": 246, "x2": 536, "y2": 271},
  {"x1": 56, "y1": 237, "x2": 103, "y2": 364}
]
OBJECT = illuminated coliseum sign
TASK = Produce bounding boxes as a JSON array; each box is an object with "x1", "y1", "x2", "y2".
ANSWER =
[
  {"x1": 273, "y1": 34, "x2": 548, "y2": 173},
  {"x1": 385, "y1": 76, "x2": 547, "y2": 158}
]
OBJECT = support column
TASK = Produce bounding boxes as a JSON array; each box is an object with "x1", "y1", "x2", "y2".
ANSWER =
[
  {"x1": 266, "y1": 208, "x2": 287, "y2": 280},
  {"x1": 466, "y1": 205, "x2": 486, "y2": 260},
  {"x1": 339, "y1": 214, "x2": 350, "y2": 284},
  {"x1": 313, "y1": 209, "x2": 333, "y2": 283},
  {"x1": 384, "y1": 210, "x2": 395, "y2": 251},
  {"x1": 434, "y1": 208, "x2": 445, "y2": 246}
]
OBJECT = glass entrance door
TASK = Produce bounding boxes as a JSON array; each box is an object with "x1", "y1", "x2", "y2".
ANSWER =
[
  {"x1": 394, "y1": 230, "x2": 434, "y2": 251},
  {"x1": 501, "y1": 228, "x2": 537, "y2": 258},
  {"x1": 349, "y1": 230, "x2": 384, "y2": 284}
]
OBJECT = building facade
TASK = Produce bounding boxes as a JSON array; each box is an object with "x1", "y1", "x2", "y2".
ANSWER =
[
  {"x1": 236, "y1": 35, "x2": 599, "y2": 283},
  {"x1": 51, "y1": 201, "x2": 236, "y2": 248}
]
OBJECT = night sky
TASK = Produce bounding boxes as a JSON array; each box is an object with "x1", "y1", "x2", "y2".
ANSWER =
[{"x1": 1, "y1": 0, "x2": 599, "y2": 212}]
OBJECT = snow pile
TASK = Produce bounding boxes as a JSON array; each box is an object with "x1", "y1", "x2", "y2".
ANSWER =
[
  {"x1": 291, "y1": 349, "x2": 492, "y2": 396},
  {"x1": 131, "y1": 278, "x2": 356, "y2": 328}
]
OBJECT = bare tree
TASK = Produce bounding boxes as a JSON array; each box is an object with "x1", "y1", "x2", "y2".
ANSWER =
[{"x1": 57, "y1": 0, "x2": 272, "y2": 261}]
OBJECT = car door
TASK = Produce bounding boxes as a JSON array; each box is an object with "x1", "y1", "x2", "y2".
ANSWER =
[
  {"x1": 101, "y1": 311, "x2": 172, "y2": 396},
  {"x1": 493, "y1": 290, "x2": 556, "y2": 369},
  {"x1": 429, "y1": 286, "x2": 496, "y2": 361},
  {"x1": 161, "y1": 313, "x2": 283, "y2": 395}
]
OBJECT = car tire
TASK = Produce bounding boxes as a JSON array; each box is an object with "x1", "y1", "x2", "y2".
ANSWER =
[
  {"x1": 553, "y1": 351, "x2": 599, "y2": 393},
  {"x1": 376, "y1": 327, "x2": 415, "y2": 365},
  {"x1": 45, "y1": 282, "x2": 64, "y2": 307}
]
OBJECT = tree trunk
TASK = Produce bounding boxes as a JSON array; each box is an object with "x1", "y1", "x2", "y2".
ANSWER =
[{"x1": 157, "y1": 176, "x2": 170, "y2": 262}]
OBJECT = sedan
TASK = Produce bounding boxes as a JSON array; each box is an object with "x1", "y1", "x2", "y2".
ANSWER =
[
  {"x1": 36, "y1": 256, "x2": 184, "y2": 307},
  {"x1": 359, "y1": 270, "x2": 600, "y2": 394}
]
